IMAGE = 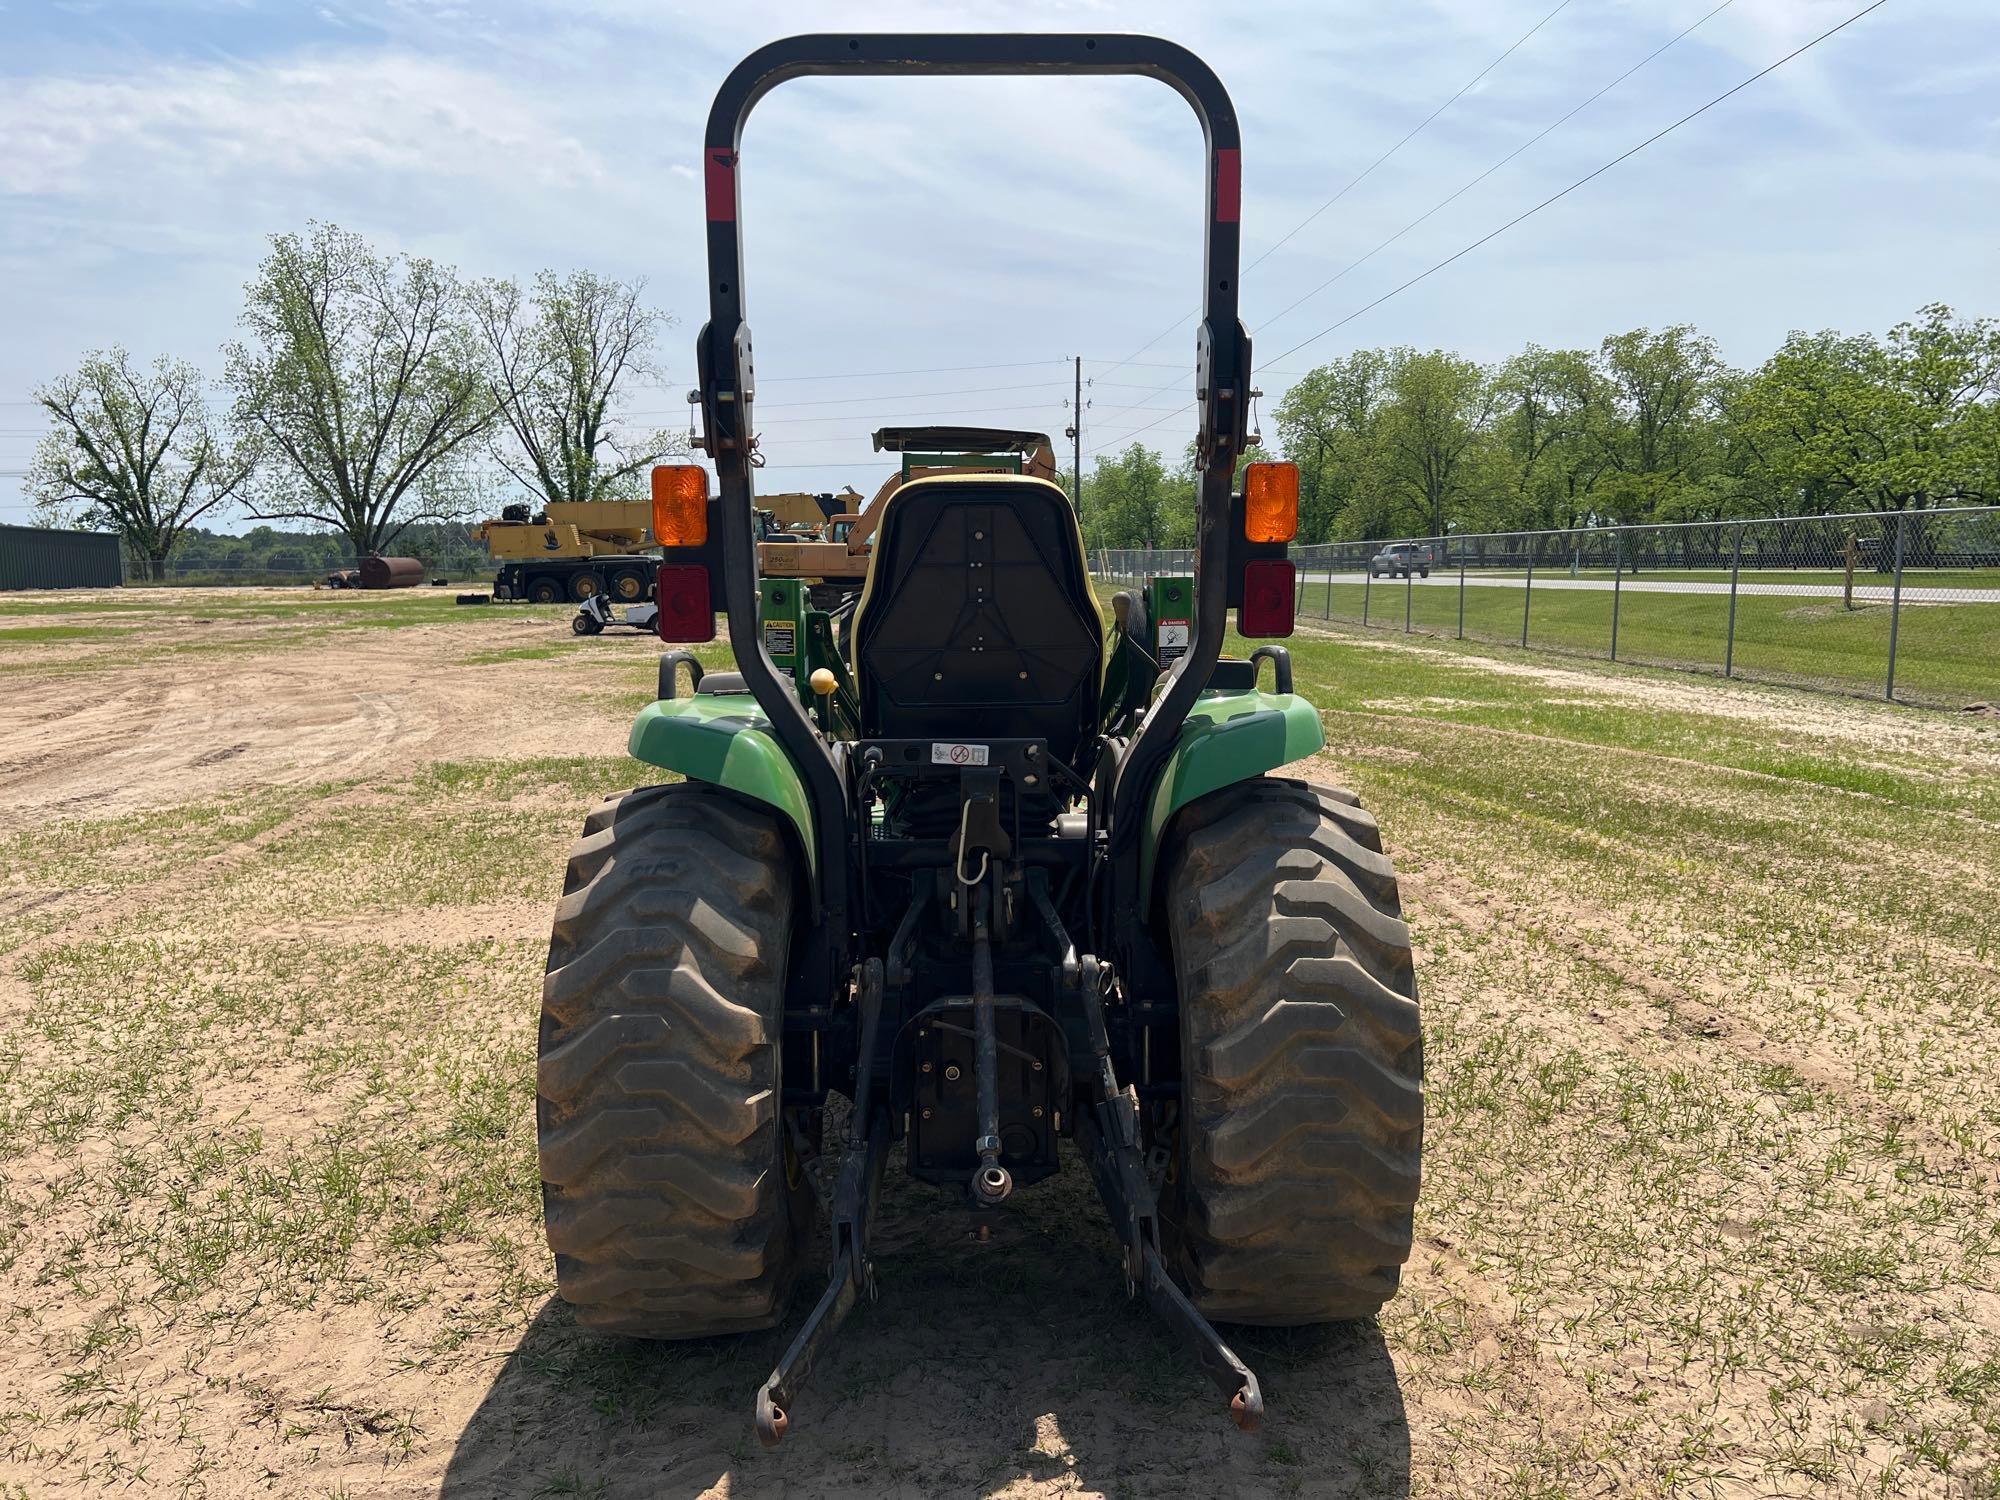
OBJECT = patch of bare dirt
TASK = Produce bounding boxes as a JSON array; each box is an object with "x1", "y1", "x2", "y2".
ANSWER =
[
  {"x1": 0, "y1": 611, "x2": 653, "y2": 836},
  {"x1": 3, "y1": 599, "x2": 1998, "y2": 1498}
]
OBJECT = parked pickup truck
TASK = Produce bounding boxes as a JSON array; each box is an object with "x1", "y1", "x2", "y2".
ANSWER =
[{"x1": 1369, "y1": 542, "x2": 1433, "y2": 578}]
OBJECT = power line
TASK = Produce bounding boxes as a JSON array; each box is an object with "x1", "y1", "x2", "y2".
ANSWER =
[
  {"x1": 1077, "y1": 376, "x2": 1190, "y2": 431},
  {"x1": 0, "y1": 365, "x2": 1323, "y2": 405},
  {"x1": 1259, "y1": 0, "x2": 1739, "y2": 331},
  {"x1": 1248, "y1": 0, "x2": 1578, "y2": 276},
  {"x1": 1086, "y1": 401, "x2": 1195, "y2": 456},
  {"x1": 677, "y1": 357, "x2": 1067, "y2": 384},
  {"x1": 1079, "y1": 359, "x2": 1323, "y2": 376},
  {"x1": 1087, "y1": 0, "x2": 1721, "y2": 434},
  {"x1": 753, "y1": 400, "x2": 1071, "y2": 433},
  {"x1": 0, "y1": 384, "x2": 1074, "y2": 446},
  {"x1": 732, "y1": 379, "x2": 1056, "y2": 413},
  {"x1": 1085, "y1": 0, "x2": 1889, "y2": 457},
  {"x1": 601, "y1": 380, "x2": 1066, "y2": 422},
  {"x1": 0, "y1": 360, "x2": 1072, "y2": 415},
  {"x1": 753, "y1": 405, "x2": 1075, "y2": 444},
  {"x1": 1088, "y1": 0, "x2": 1579, "y2": 388},
  {"x1": 1269, "y1": 0, "x2": 1892, "y2": 365}
]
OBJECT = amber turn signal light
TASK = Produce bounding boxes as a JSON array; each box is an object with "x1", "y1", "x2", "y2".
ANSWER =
[
  {"x1": 1243, "y1": 462, "x2": 1299, "y2": 544},
  {"x1": 650, "y1": 464, "x2": 710, "y2": 547}
]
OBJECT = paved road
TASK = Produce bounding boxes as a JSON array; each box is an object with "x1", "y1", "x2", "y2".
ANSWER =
[{"x1": 1311, "y1": 571, "x2": 1999, "y2": 604}]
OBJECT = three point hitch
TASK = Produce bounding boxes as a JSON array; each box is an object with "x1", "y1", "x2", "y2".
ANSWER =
[{"x1": 752, "y1": 922, "x2": 1263, "y2": 1445}]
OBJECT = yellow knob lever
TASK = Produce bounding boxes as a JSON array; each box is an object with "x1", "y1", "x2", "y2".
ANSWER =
[{"x1": 809, "y1": 668, "x2": 837, "y2": 698}]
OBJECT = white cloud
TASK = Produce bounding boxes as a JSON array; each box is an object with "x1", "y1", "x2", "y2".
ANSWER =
[
  {"x1": 1, "y1": 0, "x2": 1996, "y2": 507},
  {"x1": 0, "y1": 52, "x2": 604, "y2": 197}
]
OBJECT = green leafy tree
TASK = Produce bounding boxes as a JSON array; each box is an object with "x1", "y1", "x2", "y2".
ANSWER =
[
  {"x1": 1077, "y1": 441, "x2": 1268, "y2": 551},
  {"x1": 27, "y1": 348, "x2": 255, "y2": 579},
  {"x1": 1079, "y1": 443, "x2": 1169, "y2": 549},
  {"x1": 1590, "y1": 325, "x2": 1730, "y2": 523},
  {"x1": 1157, "y1": 457, "x2": 1199, "y2": 549},
  {"x1": 227, "y1": 222, "x2": 495, "y2": 559},
  {"x1": 1273, "y1": 350, "x2": 1392, "y2": 542},
  {"x1": 1491, "y1": 345, "x2": 1610, "y2": 531},
  {"x1": 1735, "y1": 304, "x2": 1999, "y2": 516},
  {"x1": 1378, "y1": 349, "x2": 1497, "y2": 539},
  {"x1": 472, "y1": 268, "x2": 683, "y2": 506}
]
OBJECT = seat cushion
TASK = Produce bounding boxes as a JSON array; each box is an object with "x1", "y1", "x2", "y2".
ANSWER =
[{"x1": 853, "y1": 476, "x2": 1101, "y2": 762}]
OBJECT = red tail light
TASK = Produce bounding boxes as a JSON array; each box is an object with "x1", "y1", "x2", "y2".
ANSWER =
[
  {"x1": 656, "y1": 564, "x2": 715, "y2": 643},
  {"x1": 1238, "y1": 560, "x2": 1295, "y2": 639}
]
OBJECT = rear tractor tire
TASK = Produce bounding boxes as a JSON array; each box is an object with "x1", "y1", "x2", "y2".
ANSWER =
[
  {"x1": 538, "y1": 781, "x2": 813, "y2": 1337},
  {"x1": 1160, "y1": 776, "x2": 1423, "y2": 1324}
]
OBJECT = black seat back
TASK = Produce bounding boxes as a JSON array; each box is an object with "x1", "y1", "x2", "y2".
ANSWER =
[{"x1": 853, "y1": 477, "x2": 1101, "y2": 763}]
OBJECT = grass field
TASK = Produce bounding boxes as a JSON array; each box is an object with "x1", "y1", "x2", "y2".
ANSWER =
[
  {"x1": 1473, "y1": 566, "x2": 2000, "y2": 591},
  {"x1": 2, "y1": 587, "x2": 1998, "y2": 1497},
  {"x1": 1288, "y1": 572, "x2": 2000, "y2": 708},
  {"x1": 1316, "y1": 567, "x2": 2000, "y2": 592}
]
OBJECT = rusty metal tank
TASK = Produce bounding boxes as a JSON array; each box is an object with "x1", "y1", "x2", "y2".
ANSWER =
[{"x1": 359, "y1": 556, "x2": 424, "y2": 590}]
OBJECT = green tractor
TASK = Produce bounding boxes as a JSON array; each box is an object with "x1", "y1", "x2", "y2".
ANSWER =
[{"x1": 536, "y1": 32, "x2": 1423, "y2": 1444}]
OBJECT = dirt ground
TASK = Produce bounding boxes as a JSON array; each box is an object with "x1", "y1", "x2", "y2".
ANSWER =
[{"x1": 1, "y1": 589, "x2": 1997, "y2": 1499}]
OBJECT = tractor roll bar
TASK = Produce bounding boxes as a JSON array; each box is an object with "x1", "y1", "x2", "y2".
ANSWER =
[{"x1": 695, "y1": 34, "x2": 1253, "y2": 954}]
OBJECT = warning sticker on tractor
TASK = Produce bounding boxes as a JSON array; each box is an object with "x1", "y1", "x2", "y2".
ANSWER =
[
  {"x1": 1157, "y1": 620, "x2": 1190, "y2": 666},
  {"x1": 931, "y1": 742, "x2": 991, "y2": 767},
  {"x1": 762, "y1": 622, "x2": 796, "y2": 657}
]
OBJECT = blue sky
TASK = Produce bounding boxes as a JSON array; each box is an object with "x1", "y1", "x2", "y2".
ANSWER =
[{"x1": 2, "y1": 0, "x2": 1994, "y2": 525}]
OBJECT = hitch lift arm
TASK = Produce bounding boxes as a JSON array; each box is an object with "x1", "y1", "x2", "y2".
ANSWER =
[
  {"x1": 1074, "y1": 955, "x2": 1263, "y2": 1430},
  {"x1": 755, "y1": 959, "x2": 890, "y2": 1446}
]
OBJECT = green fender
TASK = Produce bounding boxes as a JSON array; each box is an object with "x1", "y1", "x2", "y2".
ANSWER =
[
  {"x1": 1139, "y1": 690, "x2": 1326, "y2": 894},
  {"x1": 628, "y1": 697, "x2": 817, "y2": 885},
  {"x1": 628, "y1": 688, "x2": 1319, "y2": 906}
]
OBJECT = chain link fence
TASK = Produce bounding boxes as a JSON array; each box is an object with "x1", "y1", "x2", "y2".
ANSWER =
[
  {"x1": 1094, "y1": 506, "x2": 2000, "y2": 710},
  {"x1": 117, "y1": 553, "x2": 494, "y2": 588}
]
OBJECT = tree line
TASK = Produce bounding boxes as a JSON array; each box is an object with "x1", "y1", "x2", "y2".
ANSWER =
[
  {"x1": 1077, "y1": 304, "x2": 2000, "y2": 550},
  {"x1": 28, "y1": 221, "x2": 680, "y2": 578},
  {"x1": 159, "y1": 521, "x2": 488, "y2": 578},
  {"x1": 35, "y1": 231, "x2": 1996, "y2": 570}
]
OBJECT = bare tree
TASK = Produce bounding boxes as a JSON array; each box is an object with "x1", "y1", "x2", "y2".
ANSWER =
[
  {"x1": 472, "y1": 269, "x2": 681, "y2": 507},
  {"x1": 27, "y1": 348, "x2": 254, "y2": 580},
  {"x1": 226, "y1": 222, "x2": 495, "y2": 559}
]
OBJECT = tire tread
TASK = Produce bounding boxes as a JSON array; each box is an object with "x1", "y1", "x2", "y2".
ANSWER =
[
  {"x1": 1162, "y1": 776, "x2": 1424, "y2": 1324},
  {"x1": 537, "y1": 781, "x2": 808, "y2": 1338}
]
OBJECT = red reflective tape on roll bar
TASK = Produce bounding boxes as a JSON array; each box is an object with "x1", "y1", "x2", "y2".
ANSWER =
[
  {"x1": 705, "y1": 149, "x2": 736, "y2": 221},
  {"x1": 1214, "y1": 148, "x2": 1240, "y2": 222}
]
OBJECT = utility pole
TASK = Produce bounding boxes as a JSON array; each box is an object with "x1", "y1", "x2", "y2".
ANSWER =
[{"x1": 1064, "y1": 355, "x2": 1084, "y2": 508}]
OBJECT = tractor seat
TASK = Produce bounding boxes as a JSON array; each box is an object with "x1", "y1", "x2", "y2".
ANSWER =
[{"x1": 851, "y1": 475, "x2": 1102, "y2": 766}]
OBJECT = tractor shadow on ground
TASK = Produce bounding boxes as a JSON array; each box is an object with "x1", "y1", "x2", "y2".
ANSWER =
[{"x1": 440, "y1": 1161, "x2": 1410, "y2": 1499}]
